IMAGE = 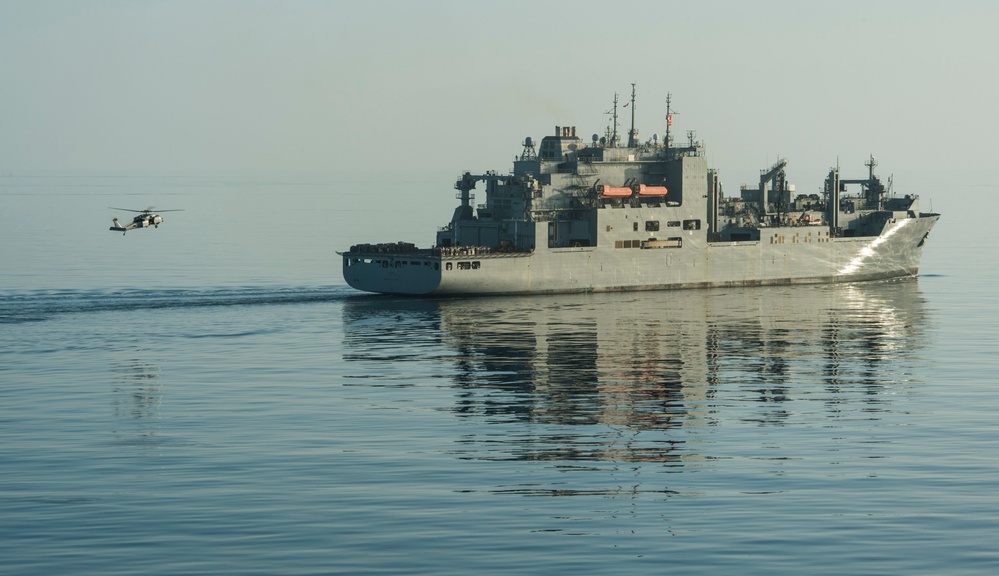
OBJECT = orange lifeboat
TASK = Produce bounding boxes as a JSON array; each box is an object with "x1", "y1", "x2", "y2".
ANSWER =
[
  {"x1": 597, "y1": 184, "x2": 633, "y2": 198},
  {"x1": 637, "y1": 184, "x2": 668, "y2": 196}
]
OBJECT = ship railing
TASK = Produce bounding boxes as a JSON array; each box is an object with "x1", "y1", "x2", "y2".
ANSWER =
[
  {"x1": 435, "y1": 245, "x2": 533, "y2": 258},
  {"x1": 553, "y1": 165, "x2": 584, "y2": 174},
  {"x1": 347, "y1": 243, "x2": 533, "y2": 258}
]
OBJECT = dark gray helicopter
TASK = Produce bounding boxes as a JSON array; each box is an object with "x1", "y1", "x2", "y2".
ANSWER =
[{"x1": 109, "y1": 207, "x2": 183, "y2": 235}]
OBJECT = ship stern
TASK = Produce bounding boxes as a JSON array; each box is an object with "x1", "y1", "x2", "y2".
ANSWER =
[{"x1": 342, "y1": 251, "x2": 442, "y2": 295}]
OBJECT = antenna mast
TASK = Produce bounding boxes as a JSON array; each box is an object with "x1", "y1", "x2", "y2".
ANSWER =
[
  {"x1": 627, "y1": 83, "x2": 637, "y2": 148},
  {"x1": 610, "y1": 93, "x2": 619, "y2": 147},
  {"x1": 664, "y1": 92, "x2": 674, "y2": 148}
]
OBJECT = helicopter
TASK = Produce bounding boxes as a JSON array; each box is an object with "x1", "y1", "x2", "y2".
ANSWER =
[{"x1": 109, "y1": 207, "x2": 183, "y2": 235}]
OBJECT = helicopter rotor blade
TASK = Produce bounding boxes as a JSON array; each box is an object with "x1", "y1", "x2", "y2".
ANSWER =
[{"x1": 108, "y1": 207, "x2": 183, "y2": 213}]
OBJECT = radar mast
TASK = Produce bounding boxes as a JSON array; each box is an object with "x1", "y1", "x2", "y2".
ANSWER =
[
  {"x1": 605, "y1": 93, "x2": 620, "y2": 147},
  {"x1": 627, "y1": 83, "x2": 638, "y2": 148},
  {"x1": 664, "y1": 92, "x2": 675, "y2": 148}
]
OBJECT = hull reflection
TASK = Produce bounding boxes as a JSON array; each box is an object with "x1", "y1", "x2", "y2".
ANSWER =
[{"x1": 341, "y1": 279, "x2": 930, "y2": 468}]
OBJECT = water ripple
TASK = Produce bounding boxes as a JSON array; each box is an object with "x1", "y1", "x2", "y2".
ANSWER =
[{"x1": 0, "y1": 285, "x2": 354, "y2": 323}]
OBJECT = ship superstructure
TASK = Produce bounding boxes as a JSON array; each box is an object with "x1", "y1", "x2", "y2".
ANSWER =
[{"x1": 342, "y1": 90, "x2": 939, "y2": 295}]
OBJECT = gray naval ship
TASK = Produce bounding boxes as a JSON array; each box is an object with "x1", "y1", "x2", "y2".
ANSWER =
[{"x1": 343, "y1": 89, "x2": 939, "y2": 296}]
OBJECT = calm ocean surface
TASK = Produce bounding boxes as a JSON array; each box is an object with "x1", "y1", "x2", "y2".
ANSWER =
[{"x1": 2, "y1": 173, "x2": 997, "y2": 575}]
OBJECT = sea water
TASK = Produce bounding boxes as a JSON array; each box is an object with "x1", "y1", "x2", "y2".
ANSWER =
[{"x1": 1, "y1": 173, "x2": 997, "y2": 575}]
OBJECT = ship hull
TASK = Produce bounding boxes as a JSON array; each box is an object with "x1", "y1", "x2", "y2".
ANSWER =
[{"x1": 343, "y1": 215, "x2": 939, "y2": 296}]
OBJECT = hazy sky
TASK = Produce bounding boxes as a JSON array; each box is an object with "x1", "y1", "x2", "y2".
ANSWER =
[{"x1": 2, "y1": 0, "x2": 997, "y2": 186}]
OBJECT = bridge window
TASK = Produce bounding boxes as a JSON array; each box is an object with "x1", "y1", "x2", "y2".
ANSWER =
[
  {"x1": 683, "y1": 219, "x2": 701, "y2": 230},
  {"x1": 645, "y1": 220, "x2": 660, "y2": 232}
]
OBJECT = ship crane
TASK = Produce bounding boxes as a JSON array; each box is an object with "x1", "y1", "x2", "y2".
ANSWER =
[
  {"x1": 451, "y1": 171, "x2": 515, "y2": 223},
  {"x1": 742, "y1": 158, "x2": 789, "y2": 224}
]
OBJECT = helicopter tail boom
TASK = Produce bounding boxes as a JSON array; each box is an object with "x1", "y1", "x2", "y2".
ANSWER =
[{"x1": 110, "y1": 217, "x2": 130, "y2": 234}]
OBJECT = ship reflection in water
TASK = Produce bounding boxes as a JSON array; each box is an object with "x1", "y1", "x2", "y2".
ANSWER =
[
  {"x1": 341, "y1": 279, "x2": 930, "y2": 494},
  {"x1": 109, "y1": 349, "x2": 164, "y2": 446}
]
